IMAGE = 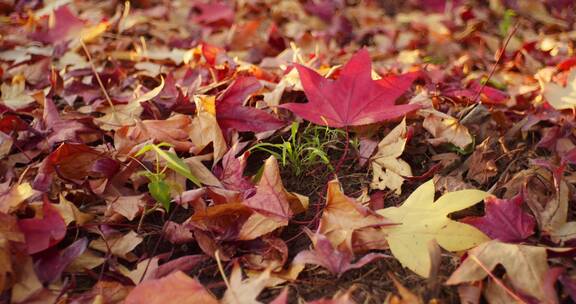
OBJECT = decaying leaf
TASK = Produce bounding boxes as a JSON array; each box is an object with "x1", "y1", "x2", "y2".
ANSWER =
[
  {"x1": 293, "y1": 232, "x2": 386, "y2": 276},
  {"x1": 125, "y1": 271, "x2": 218, "y2": 304},
  {"x1": 319, "y1": 179, "x2": 391, "y2": 252},
  {"x1": 370, "y1": 118, "x2": 412, "y2": 194},
  {"x1": 446, "y1": 240, "x2": 549, "y2": 301},
  {"x1": 222, "y1": 263, "x2": 272, "y2": 304},
  {"x1": 377, "y1": 179, "x2": 490, "y2": 277},
  {"x1": 421, "y1": 109, "x2": 473, "y2": 150}
]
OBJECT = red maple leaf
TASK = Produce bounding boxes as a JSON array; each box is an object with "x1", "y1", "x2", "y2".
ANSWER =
[
  {"x1": 280, "y1": 49, "x2": 421, "y2": 128},
  {"x1": 217, "y1": 76, "x2": 286, "y2": 133},
  {"x1": 462, "y1": 194, "x2": 536, "y2": 243}
]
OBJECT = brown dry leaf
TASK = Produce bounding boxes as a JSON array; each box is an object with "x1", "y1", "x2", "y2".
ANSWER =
[
  {"x1": 0, "y1": 76, "x2": 35, "y2": 110},
  {"x1": 0, "y1": 132, "x2": 12, "y2": 159},
  {"x1": 386, "y1": 272, "x2": 423, "y2": 304},
  {"x1": 125, "y1": 271, "x2": 218, "y2": 304},
  {"x1": 446, "y1": 240, "x2": 548, "y2": 301},
  {"x1": 0, "y1": 213, "x2": 22, "y2": 294},
  {"x1": 0, "y1": 182, "x2": 35, "y2": 214},
  {"x1": 115, "y1": 114, "x2": 194, "y2": 156},
  {"x1": 54, "y1": 194, "x2": 93, "y2": 225},
  {"x1": 517, "y1": 1, "x2": 568, "y2": 28},
  {"x1": 421, "y1": 109, "x2": 473, "y2": 150},
  {"x1": 0, "y1": 238, "x2": 12, "y2": 294},
  {"x1": 65, "y1": 249, "x2": 105, "y2": 272},
  {"x1": 107, "y1": 194, "x2": 146, "y2": 221},
  {"x1": 319, "y1": 179, "x2": 391, "y2": 252},
  {"x1": 525, "y1": 171, "x2": 569, "y2": 234},
  {"x1": 238, "y1": 212, "x2": 286, "y2": 241},
  {"x1": 96, "y1": 76, "x2": 165, "y2": 131},
  {"x1": 465, "y1": 138, "x2": 498, "y2": 185},
  {"x1": 90, "y1": 230, "x2": 142, "y2": 261},
  {"x1": 190, "y1": 95, "x2": 228, "y2": 163},
  {"x1": 185, "y1": 156, "x2": 223, "y2": 187},
  {"x1": 222, "y1": 263, "x2": 272, "y2": 304},
  {"x1": 370, "y1": 118, "x2": 412, "y2": 194},
  {"x1": 11, "y1": 256, "x2": 44, "y2": 303}
]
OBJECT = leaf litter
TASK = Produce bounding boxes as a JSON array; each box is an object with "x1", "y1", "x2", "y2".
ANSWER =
[{"x1": 1, "y1": 0, "x2": 576, "y2": 303}]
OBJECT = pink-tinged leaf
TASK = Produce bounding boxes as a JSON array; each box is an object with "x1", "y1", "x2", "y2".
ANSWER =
[
  {"x1": 30, "y1": 6, "x2": 84, "y2": 44},
  {"x1": 243, "y1": 157, "x2": 293, "y2": 221},
  {"x1": 462, "y1": 194, "x2": 536, "y2": 242},
  {"x1": 280, "y1": 49, "x2": 420, "y2": 127},
  {"x1": 217, "y1": 77, "x2": 286, "y2": 133},
  {"x1": 559, "y1": 273, "x2": 576, "y2": 302},
  {"x1": 269, "y1": 288, "x2": 289, "y2": 304},
  {"x1": 41, "y1": 97, "x2": 96, "y2": 148},
  {"x1": 191, "y1": 2, "x2": 234, "y2": 27},
  {"x1": 35, "y1": 238, "x2": 88, "y2": 283},
  {"x1": 563, "y1": 147, "x2": 576, "y2": 164},
  {"x1": 125, "y1": 271, "x2": 218, "y2": 304},
  {"x1": 18, "y1": 202, "x2": 66, "y2": 254},
  {"x1": 468, "y1": 81, "x2": 509, "y2": 105},
  {"x1": 152, "y1": 255, "x2": 207, "y2": 279},
  {"x1": 294, "y1": 233, "x2": 386, "y2": 276},
  {"x1": 215, "y1": 145, "x2": 254, "y2": 192},
  {"x1": 164, "y1": 221, "x2": 195, "y2": 244}
]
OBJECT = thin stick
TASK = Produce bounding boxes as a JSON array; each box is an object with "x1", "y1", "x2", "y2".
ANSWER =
[
  {"x1": 469, "y1": 254, "x2": 527, "y2": 303},
  {"x1": 215, "y1": 250, "x2": 238, "y2": 301},
  {"x1": 459, "y1": 21, "x2": 520, "y2": 123},
  {"x1": 80, "y1": 39, "x2": 116, "y2": 112}
]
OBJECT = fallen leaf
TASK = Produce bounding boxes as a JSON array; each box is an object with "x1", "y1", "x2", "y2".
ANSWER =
[
  {"x1": 446, "y1": 240, "x2": 549, "y2": 301},
  {"x1": 377, "y1": 179, "x2": 490, "y2": 277},
  {"x1": 190, "y1": 95, "x2": 228, "y2": 163},
  {"x1": 421, "y1": 109, "x2": 473, "y2": 150},
  {"x1": 543, "y1": 68, "x2": 576, "y2": 110},
  {"x1": 319, "y1": 179, "x2": 391, "y2": 252},
  {"x1": 462, "y1": 194, "x2": 536, "y2": 242},
  {"x1": 370, "y1": 118, "x2": 412, "y2": 194},
  {"x1": 280, "y1": 49, "x2": 420, "y2": 127},
  {"x1": 90, "y1": 230, "x2": 142, "y2": 260},
  {"x1": 54, "y1": 194, "x2": 93, "y2": 225},
  {"x1": 34, "y1": 238, "x2": 88, "y2": 283},
  {"x1": 0, "y1": 77, "x2": 35, "y2": 110},
  {"x1": 243, "y1": 156, "x2": 293, "y2": 222},
  {"x1": 125, "y1": 271, "x2": 218, "y2": 304},
  {"x1": 294, "y1": 232, "x2": 386, "y2": 277},
  {"x1": 114, "y1": 114, "x2": 194, "y2": 156},
  {"x1": 18, "y1": 202, "x2": 66, "y2": 254},
  {"x1": 0, "y1": 182, "x2": 35, "y2": 214},
  {"x1": 95, "y1": 76, "x2": 164, "y2": 131},
  {"x1": 217, "y1": 76, "x2": 285, "y2": 133},
  {"x1": 222, "y1": 263, "x2": 271, "y2": 304},
  {"x1": 465, "y1": 138, "x2": 499, "y2": 185}
]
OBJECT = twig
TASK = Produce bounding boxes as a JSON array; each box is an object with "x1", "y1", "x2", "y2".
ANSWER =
[
  {"x1": 80, "y1": 39, "x2": 116, "y2": 112},
  {"x1": 459, "y1": 21, "x2": 520, "y2": 124},
  {"x1": 469, "y1": 254, "x2": 527, "y2": 303}
]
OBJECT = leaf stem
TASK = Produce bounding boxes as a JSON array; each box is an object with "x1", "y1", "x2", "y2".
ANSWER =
[{"x1": 80, "y1": 39, "x2": 116, "y2": 112}]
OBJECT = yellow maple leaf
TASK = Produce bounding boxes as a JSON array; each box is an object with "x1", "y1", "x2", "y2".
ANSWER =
[{"x1": 377, "y1": 179, "x2": 491, "y2": 277}]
